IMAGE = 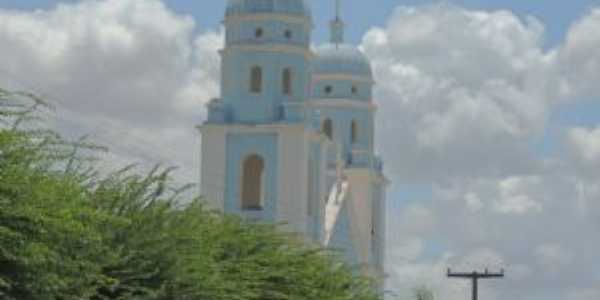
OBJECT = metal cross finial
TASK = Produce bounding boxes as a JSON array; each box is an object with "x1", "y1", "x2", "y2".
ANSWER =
[{"x1": 330, "y1": 0, "x2": 344, "y2": 45}]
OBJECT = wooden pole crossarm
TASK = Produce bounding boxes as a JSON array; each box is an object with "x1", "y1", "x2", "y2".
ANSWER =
[{"x1": 447, "y1": 268, "x2": 505, "y2": 300}]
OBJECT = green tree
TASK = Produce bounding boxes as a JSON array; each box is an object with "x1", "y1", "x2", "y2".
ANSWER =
[
  {"x1": 0, "y1": 89, "x2": 116, "y2": 299},
  {"x1": 0, "y1": 88, "x2": 382, "y2": 300},
  {"x1": 413, "y1": 286, "x2": 434, "y2": 300}
]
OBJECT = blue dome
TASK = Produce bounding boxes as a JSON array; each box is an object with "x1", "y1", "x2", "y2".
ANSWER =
[
  {"x1": 313, "y1": 44, "x2": 373, "y2": 79},
  {"x1": 226, "y1": 0, "x2": 311, "y2": 18}
]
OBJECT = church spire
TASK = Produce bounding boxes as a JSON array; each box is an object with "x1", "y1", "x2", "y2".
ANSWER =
[{"x1": 330, "y1": 0, "x2": 344, "y2": 45}]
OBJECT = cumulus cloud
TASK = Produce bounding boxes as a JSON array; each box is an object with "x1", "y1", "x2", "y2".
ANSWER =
[
  {"x1": 534, "y1": 244, "x2": 574, "y2": 274},
  {"x1": 558, "y1": 9, "x2": 600, "y2": 99},
  {"x1": 566, "y1": 126, "x2": 600, "y2": 173},
  {"x1": 365, "y1": 4, "x2": 600, "y2": 300},
  {"x1": 385, "y1": 172, "x2": 599, "y2": 300},
  {"x1": 2, "y1": 1, "x2": 600, "y2": 300},
  {"x1": 566, "y1": 288, "x2": 600, "y2": 300},
  {"x1": 362, "y1": 4, "x2": 561, "y2": 182},
  {"x1": 493, "y1": 176, "x2": 544, "y2": 215},
  {"x1": 0, "y1": 0, "x2": 222, "y2": 181},
  {"x1": 387, "y1": 248, "x2": 509, "y2": 300}
]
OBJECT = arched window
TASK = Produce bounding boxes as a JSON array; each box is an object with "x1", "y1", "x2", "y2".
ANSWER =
[
  {"x1": 351, "y1": 120, "x2": 358, "y2": 144},
  {"x1": 255, "y1": 28, "x2": 264, "y2": 38},
  {"x1": 241, "y1": 154, "x2": 265, "y2": 210},
  {"x1": 282, "y1": 68, "x2": 292, "y2": 95},
  {"x1": 323, "y1": 119, "x2": 333, "y2": 140},
  {"x1": 250, "y1": 66, "x2": 262, "y2": 93}
]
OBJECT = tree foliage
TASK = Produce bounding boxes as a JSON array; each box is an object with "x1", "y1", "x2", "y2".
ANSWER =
[
  {"x1": 0, "y1": 89, "x2": 382, "y2": 300},
  {"x1": 413, "y1": 286, "x2": 434, "y2": 300}
]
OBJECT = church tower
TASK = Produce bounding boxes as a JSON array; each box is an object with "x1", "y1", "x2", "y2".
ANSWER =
[
  {"x1": 310, "y1": 0, "x2": 388, "y2": 282},
  {"x1": 200, "y1": 0, "x2": 328, "y2": 236},
  {"x1": 219, "y1": 0, "x2": 312, "y2": 123},
  {"x1": 199, "y1": 0, "x2": 388, "y2": 289}
]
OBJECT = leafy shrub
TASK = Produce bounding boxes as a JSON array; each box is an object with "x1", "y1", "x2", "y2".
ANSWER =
[{"x1": 0, "y1": 89, "x2": 381, "y2": 300}]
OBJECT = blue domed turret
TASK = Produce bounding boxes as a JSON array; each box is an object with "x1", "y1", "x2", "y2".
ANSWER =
[
  {"x1": 309, "y1": 0, "x2": 377, "y2": 174},
  {"x1": 311, "y1": 2, "x2": 373, "y2": 101},
  {"x1": 313, "y1": 3, "x2": 372, "y2": 81},
  {"x1": 311, "y1": 42, "x2": 373, "y2": 101},
  {"x1": 226, "y1": 0, "x2": 312, "y2": 18},
  {"x1": 311, "y1": 43, "x2": 374, "y2": 100},
  {"x1": 313, "y1": 44, "x2": 373, "y2": 79}
]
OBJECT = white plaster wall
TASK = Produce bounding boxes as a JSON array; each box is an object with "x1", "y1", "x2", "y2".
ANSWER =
[
  {"x1": 277, "y1": 126, "x2": 310, "y2": 234},
  {"x1": 377, "y1": 183, "x2": 387, "y2": 276},
  {"x1": 318, "y1": 140, "x2": 331, "y2": 242},
  {"x1": 199, "y1": 126, "x2": 227, "y2": 211},
  {"x1": 346, "y1": 169, "x2": 375, "y2": 266}
]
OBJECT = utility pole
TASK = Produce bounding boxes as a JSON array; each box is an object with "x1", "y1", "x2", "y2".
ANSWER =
[{"x1": 447, "y1": 268, "x2": 504, "y2": 300}]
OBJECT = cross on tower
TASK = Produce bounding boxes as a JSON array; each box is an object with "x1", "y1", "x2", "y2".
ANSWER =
[{"x1": 330, "y1": 0, "x2": 344, "y2": 45}]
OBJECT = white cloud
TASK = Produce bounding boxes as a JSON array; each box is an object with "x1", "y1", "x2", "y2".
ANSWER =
[
  {"x1": 566, "y1": 126, "x2": 600, "y2": 171},
  {"x1": 493, "y1": 176, "x2": 543, "y2": 215},
  {"x1": 449, "y1": 248, "x2": 505, "y2": 273},
  {"x1": 566, "y1": 288, "x2": 600, "y2": 300},
  {"x1": 534, "y1": 244, "x2": 574, "y2": 274},
  {"x1": 0, "y1": 0, "x2": 222, "y2": 181},
  {"x1": 464, "y1": 192, "x2": 484, "y2": 212},
  {"x1": 387, "y1": 249, "x2": 507, "y2": 300},
  {"x1": 443, "y1": 176, "x2": 546, "y2": 216},
  {"x1": 391, "y1": 170, "x2": 598, "y2": 299},
  {"x1": 2, "y1": 2, "x2": 600, "y2": 300},
  {"x1": 558, "y1": 9, "x2": 600, "y2": 99},
  {"x1": 389, "y1": 238, "x2": 424, "y2": 263},
  {"x1": 367, "y1": 5, "x2": 600, "y2": 300},
  {"x1": 362, "y1": 4, "x2": 560, "y2": 182}
]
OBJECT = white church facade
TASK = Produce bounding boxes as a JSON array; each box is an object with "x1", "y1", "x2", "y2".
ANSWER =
[{"x1": 199, "y1": 0, "x2": 388, "y2": 282}]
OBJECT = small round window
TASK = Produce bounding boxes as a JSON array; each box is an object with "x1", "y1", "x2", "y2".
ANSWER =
[
  {"x1": 255, "y1": 28, "x2": 264, "y2": 38},
  {"x1": 284, "y1": 30, "x2": 293, "y2": 39},
  {"x1": 324, "y1": 85, "x2": 333, "y2": 95}
]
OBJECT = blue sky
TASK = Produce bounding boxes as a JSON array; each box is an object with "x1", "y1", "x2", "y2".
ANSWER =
[
  {"x1": 1, "y1": 1, "x2": 600, "y2": 300},
  {"x1": 1, "y1": 2, "x2": 591, "y2": 156},
  {"x1": 2, "y1": 1, "x2": 596, "y2": 163},
  {"x1": 2, "y1": 0, "x2": 598, "y2": 47}
]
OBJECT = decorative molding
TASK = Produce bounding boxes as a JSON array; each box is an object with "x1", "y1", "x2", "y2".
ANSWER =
[
  {"x1": 222, "y1": 44, "x2": 314, "y2": 60},
  {"x1": 224, "y1": 13, "x2": 313, "y2": 28},
  {"x1": 199, "y1": 123, "x2": 306, "y2": 135},
  {"x1": 344, "y1": 168, "x2": 389, "y2": 185},
  {"x1": 312, "y1": 73, "x2": 374, "y2": 84},
  {"x1": 308, "y1": 98, "x2": 377, "y2": 111}
]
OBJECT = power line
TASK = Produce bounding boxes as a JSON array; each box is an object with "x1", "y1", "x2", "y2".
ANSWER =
[{"x1": 447, "y1": 268, "x2": 504, "y2": 300}]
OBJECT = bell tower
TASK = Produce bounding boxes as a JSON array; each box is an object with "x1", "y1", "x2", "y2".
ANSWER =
[
  {"x1": 200, "y1": 0, "x2": 328, "y2": 234},
  {"x1": 200, "y1": 1, "x2": 388, "y2": 291},
  {"x1": 218, "y1": 0, "x2": 313, "y2": 124},
  {"x1": 309, "y1": 0, "x2": 388, "y2": 287}
]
